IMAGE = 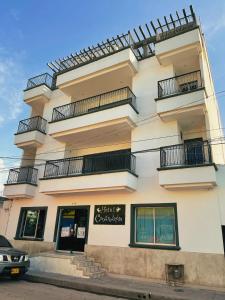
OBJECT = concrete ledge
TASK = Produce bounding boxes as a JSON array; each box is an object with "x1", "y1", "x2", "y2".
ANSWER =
[
  {"x1": 25, "y1": 271, "x2": 151, "y2": 300},
  {"x1": 11, "y1": 240, "x2": 54, "y2": 255},
  {"x1": 24, "y1": 271, "x2": 225, "y2": 300}
]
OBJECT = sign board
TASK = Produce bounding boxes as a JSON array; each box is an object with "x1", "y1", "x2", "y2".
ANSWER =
[
  {"x1": 77, "y1": 227, "x2": 86, "y2": 239},
  {"x1": 61, "y1": 227, "x2": 70, "y2": 237},
  {"x1": 94, "y1": 205, "x2": 125, "y2": 225}
]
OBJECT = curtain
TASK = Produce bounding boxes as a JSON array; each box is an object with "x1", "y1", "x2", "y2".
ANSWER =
[
  {"x1": 155, "y1": 207, "x2": 175, "y2": 245},
  {"x1": 136, "y1": 207, "x2": 154, "y2": 243}
]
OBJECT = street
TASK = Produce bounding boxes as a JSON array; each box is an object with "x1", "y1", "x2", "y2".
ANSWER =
[{"x1": 0, "y1": 279, "x2": 125, "y2": 300}]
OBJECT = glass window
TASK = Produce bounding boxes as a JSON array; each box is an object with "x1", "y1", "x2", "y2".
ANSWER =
[
  {"x1": 17, "y1": 208, "x2": 47, "y2": 240},
  {"x1": 134, "y1": 205, "x2": 177, "y2": 247}
]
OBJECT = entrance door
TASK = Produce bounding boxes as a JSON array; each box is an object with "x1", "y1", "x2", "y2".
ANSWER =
[{"x1": 56, "y1": 207, "x2": 89, "y2": 252}]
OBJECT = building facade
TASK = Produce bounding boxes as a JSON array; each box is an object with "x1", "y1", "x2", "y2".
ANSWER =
[{"x1": 3, "y1": 6, "x2": 225, "y2": 287}]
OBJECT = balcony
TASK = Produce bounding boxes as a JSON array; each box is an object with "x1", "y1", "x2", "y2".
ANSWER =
[
  {"x1": 4, "y1": 167, "x2": 38, "y2": 199},
  {"x1": 39, "y1": 151, "x2": 137, "y2": 194},
  {"x1": 155, "y1": 71, "x2": 206, "y2": 121},
  {"x1": 155, "y1": 17, "x2": 201, "y2": 66},
  {"x1": 24, "y1": 73, "x2": 54, "y2": 110},
  {"x1": 48, "y1": 87, "x2": 138, "y2": 147},
  {"x1": 14, "y1": 116, "x2": 47, "y2": 148},
  {"x1": 158, "y1": 141, "x2": 217, "y2": 190}
]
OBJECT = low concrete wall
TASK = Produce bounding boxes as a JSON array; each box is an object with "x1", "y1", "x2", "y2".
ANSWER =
[
  {"x1": 11, "y1": 240, "x2": 54, "y2": 255},
  {"x1": 85, "y1": 245, "x2": 225, "y2": 288}
]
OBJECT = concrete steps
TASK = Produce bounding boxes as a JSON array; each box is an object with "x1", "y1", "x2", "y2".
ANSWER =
[{"x1": 30, "y1": 252, "x2": 106, "y2": 279}]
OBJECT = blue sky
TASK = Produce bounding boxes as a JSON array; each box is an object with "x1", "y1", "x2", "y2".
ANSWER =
[{"x1": 0, "y1": 0, "x2": 225, "y2": 190}]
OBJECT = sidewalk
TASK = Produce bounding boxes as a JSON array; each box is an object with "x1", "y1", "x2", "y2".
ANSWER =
[{"x1": 24, "y1": 271, "x2": 225, "y2": 300}]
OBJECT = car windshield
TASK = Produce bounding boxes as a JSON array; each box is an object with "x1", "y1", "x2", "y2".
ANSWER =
[{"x1": 0, "y1": 235, "x2": 12, "y2": 248}]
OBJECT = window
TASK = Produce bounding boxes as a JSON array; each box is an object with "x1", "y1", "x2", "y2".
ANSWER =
[
  {"x1": 16, "y1": 207, "x2": 47, "y2": 240},
  {"x1": 130, "y1": 204, "x2": 179, "y2": 250}
]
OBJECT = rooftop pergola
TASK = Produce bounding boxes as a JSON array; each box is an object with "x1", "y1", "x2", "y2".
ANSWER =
[
  {"x1": 47, "y1": 5, "x2": 197, "y2": 76},
  {"x1": 25, "y1": 5, "x2": 198, "y2": 90}
]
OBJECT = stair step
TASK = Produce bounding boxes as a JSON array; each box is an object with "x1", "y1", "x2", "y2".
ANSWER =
[
  {"x1": 72, "y1": 256, "x2": 95, "y2": 263},
  {"x1": 31, "y1": 251, "x2": 106, "y2": 279},
  {"x1": 84, "y1": 266, "x2": 101, "y2": 273},
  {"x1": 77, "y1": 261, "x2": 93, "y2": 268},
  {"x1": 85, "y1": 270, "x2": 106, "y2": 278}
]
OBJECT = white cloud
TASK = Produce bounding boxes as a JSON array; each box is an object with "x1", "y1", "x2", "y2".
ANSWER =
[
  {"x1": 9, "y1": 9, "x2": 21, "y2": 22},
  {"x1": 0, "y1": 48, "x2": 26, "y2": 122},
  {"x1": 203, "y1": 10, "x2": 225, "y2": 40},
  {"x1": 0, "y1": 116, "x2": 4, "y2": 127}
]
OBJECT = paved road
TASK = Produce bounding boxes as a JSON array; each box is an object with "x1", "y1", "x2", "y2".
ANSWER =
[{"x1": 0, "y1": 279, "x2": 124, "y2": 300}]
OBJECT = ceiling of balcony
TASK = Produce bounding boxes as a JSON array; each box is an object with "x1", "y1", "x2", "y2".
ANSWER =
[{"x1": 58, "y1": 63, "x2": 134, "y2": 100}]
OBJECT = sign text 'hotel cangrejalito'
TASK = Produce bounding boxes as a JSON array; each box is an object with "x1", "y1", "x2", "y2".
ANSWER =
[{"x1": 94, "y1": 205, "x2": 125, "y2": 225}]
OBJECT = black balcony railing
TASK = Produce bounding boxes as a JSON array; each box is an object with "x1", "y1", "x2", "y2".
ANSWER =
[
  {"x1": 26, "y1": 73, "x2": 54, "y2": 90},
  {"x1": 51, "y1": 87, "x2": 137, "y2": 122},
  {"x1": 16, "y1": 116, "x2": 47, "y2": 135},
  {"x1": 158, "y1": 70, "x2": 203, "y2": 99},
  {"x1": 6, "y1": 167, "x2": 38, "y2": 185},
  {"x1": 160, "y1": 140, "x2": 212, "y2": 168},
  {"x1": 43, "y1": 151, "x2": 136, "y2": 178},
  {"x1": 155, "y1": 13, "x2": 197, "y2": 42}
]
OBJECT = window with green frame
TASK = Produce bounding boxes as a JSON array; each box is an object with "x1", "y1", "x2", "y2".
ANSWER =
[
  {"x1": 130, "y1": 204, "x2": 180, "y2": 250},
  {"x1": 15, "y1": 207, "x2": 48, "y2": 240}
]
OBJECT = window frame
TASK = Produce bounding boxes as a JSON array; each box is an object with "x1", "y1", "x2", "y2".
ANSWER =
[
  {"x1": 130, "y1": 203, "x2": 180, "y2": 250},
  {"x1": 15, "y1": 207, "x2": 48, "y2": 241}
]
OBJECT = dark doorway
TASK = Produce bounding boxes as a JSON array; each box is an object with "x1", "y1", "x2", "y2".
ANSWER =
[
  {"x1": 184, "y1": 138, "x2": 204, "y2": 165},
  {"x1": 56, "y1": 206, "x2": 89, "y2": 252}
]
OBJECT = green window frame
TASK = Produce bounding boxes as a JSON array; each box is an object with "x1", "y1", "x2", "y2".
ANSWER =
[
  {"x1": 15, "y1": 207, "x2": 48, "y2": 241},
  {"x1": 130, "y1": 203, "x2": 180, "y2": 250}
]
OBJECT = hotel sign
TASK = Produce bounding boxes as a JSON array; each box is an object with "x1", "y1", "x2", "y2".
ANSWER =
[{"x1": 94, "y1": 205, "x2": 125, "y2": 225}]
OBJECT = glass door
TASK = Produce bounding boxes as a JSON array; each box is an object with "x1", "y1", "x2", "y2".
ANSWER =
[
  {"x1": 184, "y1": 138, "x2": 204, "y2": 165},
  {"x1": 56, "y1": 207, "x2": 88, "y2": 252}
]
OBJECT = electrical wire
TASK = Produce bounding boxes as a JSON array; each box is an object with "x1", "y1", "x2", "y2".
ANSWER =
[{"x1": 1, "y1": 88, "x2": 225, "y2": 170}]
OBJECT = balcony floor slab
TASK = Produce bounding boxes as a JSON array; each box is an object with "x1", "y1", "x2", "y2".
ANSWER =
[
  {"x1": 158, "y1": 164, "x2": 217, "y2": 190},
  {"x1": 39, "y1": 171, "x2": 137, "y2": 195}
]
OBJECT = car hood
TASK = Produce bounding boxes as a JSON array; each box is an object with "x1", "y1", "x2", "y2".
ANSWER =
[{"x1": 0, "y1": 247, "x2": 27, "y2": 256}]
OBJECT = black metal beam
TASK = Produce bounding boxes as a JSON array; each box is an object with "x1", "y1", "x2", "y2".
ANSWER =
[
  {"x1": 111, "y1": 37, "x2": 120, "y2": 50},
  {"x1": 75, "y1": 52, "x2": 85, "y2": 63},
  {"x1": 164, "y1": 16, "x2": 170, "y2": 30},
  {"x1": 150, "y1": 21, "x2": 157, "y2": 34},
  {"x1": 71, "y1": 54, "x2": 80, "y2": 65},
  {"x1": 183, "y1": 8, "x2": 189, "y2": 23},
  {"x1": 170, "y1": 14, "x2": 176, "y2": 28},
  {"x1": 106, "y1": 39, "x2": 114, "y2": 52},
  {"x1": 55, "y1": 60, "x2": 65, "y2": 70},
  {"x1": 145, "y1": 23, "x2": 152, "y2": 36},
  {"x1": 88, "y1": 47, "x2": 97, "y2": 58},
  {"x1": 190, "y1": 5, "x2": 196, "y2": 23},
  {"x1": 82, "y1": 49, "x2": 92, "y2": 60},
  {"x1": 176, "y1": 11, "x2": 182, "y2": 25},
  {"x1": 47, "y1": 62, "x2": 59, "y2": 72},
  {"x1": 117, "y1": 35, "x2": 125, "y2": 47},
  {"x1": 133, "y1": 28, "x2": 141, "y2": 42},
  {"x1": 97, "y1": 43, "x2": 107, "y2": 55},
  {"x1": 139, "y1": 25, "x2": 146, "y2": 39},
  {"x1": 157, "y1": 19, "x2": 163, "y2": 32}
]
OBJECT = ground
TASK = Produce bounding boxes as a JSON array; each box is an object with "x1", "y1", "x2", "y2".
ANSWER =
[{"x1": 0, "y1": 279, "x2": 124, "y2": 300}]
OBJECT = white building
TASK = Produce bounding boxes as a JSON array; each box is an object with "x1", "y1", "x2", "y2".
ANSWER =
[{"x1": 3, "y1": 5, "x2": 225, "y2": 287}]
